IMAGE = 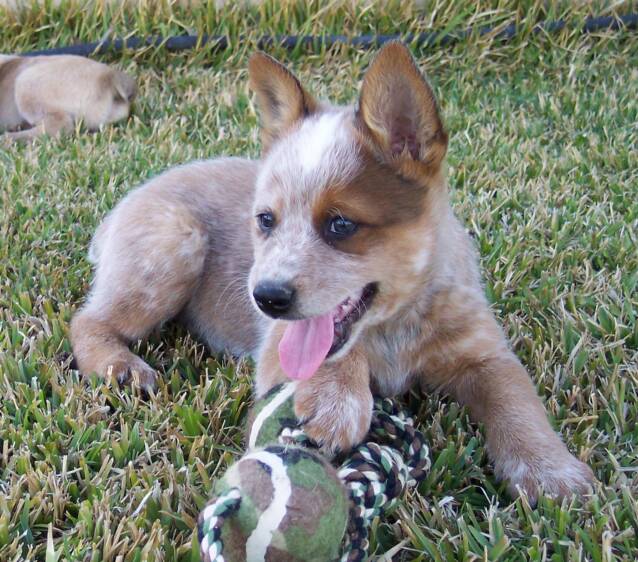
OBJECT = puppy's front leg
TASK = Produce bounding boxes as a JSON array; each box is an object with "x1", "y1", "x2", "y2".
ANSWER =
[
  {"x1": 445, "y1": 347, "x2": 594, "y2": 501},
  {"x1": 256, "y1": 323, "x2": 373, "y2": 456}
]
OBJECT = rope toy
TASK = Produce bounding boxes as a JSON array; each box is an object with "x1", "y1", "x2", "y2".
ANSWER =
[{"x1": 197, "y1": 382, "x2": 430, "y2": 561}]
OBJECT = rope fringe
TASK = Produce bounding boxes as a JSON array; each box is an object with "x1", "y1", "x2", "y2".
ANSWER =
[
  {"x1": 198, "y1": 488, "x2": 242, "y2": 562},
  {"x1": 338, "y1": 398, "x2": 430, "y2": 562}
]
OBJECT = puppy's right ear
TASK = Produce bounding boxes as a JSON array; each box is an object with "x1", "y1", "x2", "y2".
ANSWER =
[
  {"x1": 249, "y1": 52, "x2": 317, "y2": 150},
  {"x1": 358, "y1": 42, "x2": 447, "y2": 176}
]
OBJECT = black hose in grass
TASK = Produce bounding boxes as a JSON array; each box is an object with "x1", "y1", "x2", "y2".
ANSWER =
[{"x1": 21, "y1": 13, "x2": 638, "y2": 58}]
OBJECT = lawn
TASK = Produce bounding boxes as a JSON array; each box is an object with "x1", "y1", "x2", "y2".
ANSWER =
[{"x1": 1, "y1": 1, "x2": 637, "y2": 560}]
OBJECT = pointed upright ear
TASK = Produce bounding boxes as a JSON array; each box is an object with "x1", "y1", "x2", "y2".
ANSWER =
[
  {"x1": 358, "y1": 42, "x2": 447, "y2": 173},
  {"x1": 248, "y1": 52, "x2": 318, "y2": 150}
]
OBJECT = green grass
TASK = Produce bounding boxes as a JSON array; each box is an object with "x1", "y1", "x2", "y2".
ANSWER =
[{"x1": 1, "y1": 1, "x2": 637, "y2": 560}]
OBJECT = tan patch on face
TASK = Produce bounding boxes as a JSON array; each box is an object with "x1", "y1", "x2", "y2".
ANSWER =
[
  {"x1": 110, "y1": 69, "x2": 137, "y2": 102},
  {"x1": 311, "y1": 148, "x2": 429, "y2": 255}
]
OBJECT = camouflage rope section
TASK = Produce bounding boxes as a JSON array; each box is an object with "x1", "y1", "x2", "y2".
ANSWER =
[
  {"x1": 197, "y1": 386, "x2": 430, "y2": 562},
  {"x1": 199, "y1": 488, "x2": 242, "y2": 561},
  {"x1": 339, "y1": 398, "x2": 431, "y2": 561}
]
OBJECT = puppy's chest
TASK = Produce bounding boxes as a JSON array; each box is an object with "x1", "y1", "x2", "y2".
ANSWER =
[{"x1": 363, "y1": 315, "x2": 434, "y2": 396}]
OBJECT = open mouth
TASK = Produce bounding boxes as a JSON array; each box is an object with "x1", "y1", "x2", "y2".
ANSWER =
[
  {"x1": 277, "y1": 282, "x2": 378, "y2": 381},
  {"x1": 329, "y1": 282, "x2": 378, "y2": 357}
]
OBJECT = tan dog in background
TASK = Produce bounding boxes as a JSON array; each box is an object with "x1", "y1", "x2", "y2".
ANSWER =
[
  {"x1": 0, "y1": 54, "x2": 136, "y2": 142},
  {"x1": 70, "y1": 43, "x2": 593, "y2": 501}
]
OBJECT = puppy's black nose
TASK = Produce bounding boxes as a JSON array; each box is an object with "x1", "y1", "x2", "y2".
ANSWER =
[{"x1": 253, "y1": 281, "x2": 296, "y2": 317}]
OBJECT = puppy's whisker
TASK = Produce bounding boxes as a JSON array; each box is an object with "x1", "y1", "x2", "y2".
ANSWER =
[
  {"x1": 214, "y1": 273, "x2": 250, "y2": 311},
  {"x1": 221, "y1": 289, "x2": 251, "y2": 317},
  {"x1": 219, "y1": 281, "x2": 253, "y2": 318}
]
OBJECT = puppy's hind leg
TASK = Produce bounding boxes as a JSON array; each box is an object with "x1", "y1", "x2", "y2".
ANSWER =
[
  {"x1": 2, "y1": 112, "x2": 73, "y2": 143},
  {"x1": 71, "y1": 194, "x2": 209, "y2": 390}
]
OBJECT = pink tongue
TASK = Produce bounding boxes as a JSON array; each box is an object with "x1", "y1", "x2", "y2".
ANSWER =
[{"x1": 278, "y1": 312, "x2": 335, "y2": 380}]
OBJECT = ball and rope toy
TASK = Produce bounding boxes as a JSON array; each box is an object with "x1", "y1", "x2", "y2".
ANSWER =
[{"x1": 197, "y1": 382, "x2": 430, "y2": 562}]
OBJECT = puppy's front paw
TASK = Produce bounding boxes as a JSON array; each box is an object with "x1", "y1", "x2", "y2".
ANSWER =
[
  {"x1": 295, "y1": 381, "x2": 373, "y2": 457},
  {"x1": 503, "y1": 453, "x2": 594, "y2": 503},
  {"x1": 106, "y1": 357, "x2": 158, "y2": 392}
]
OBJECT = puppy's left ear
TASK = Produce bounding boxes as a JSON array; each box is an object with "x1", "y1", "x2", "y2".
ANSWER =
[
  {"x1": 112, "y1": 71, "x2": 137, "y2": 102},
  {"x1": 358, "y1": 42, "x2": 447, "y2": 172},
  {"x1": 249, "y1": 52, "x2": 318, "y2": 150}
]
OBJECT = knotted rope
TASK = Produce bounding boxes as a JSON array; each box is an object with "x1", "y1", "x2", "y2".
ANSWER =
[{"x1": 338, "y1": 397, "x2": 430, "y2": 562}]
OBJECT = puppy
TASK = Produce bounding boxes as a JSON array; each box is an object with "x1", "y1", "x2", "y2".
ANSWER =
[
  {"x1": 0, "y1": 54, "x2": 136, "y2": 142},
  {"x1": 70, "y1": 43, "x2": 593, "y2": 501}
]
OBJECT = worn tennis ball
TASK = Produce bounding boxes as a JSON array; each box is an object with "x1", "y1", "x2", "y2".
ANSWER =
[
  {"x1": 208, "y1": 444, "x2": 348, "y2": 562},
  {"x1": 246, "y1": 382, "x2": 299, "y2": 449}
]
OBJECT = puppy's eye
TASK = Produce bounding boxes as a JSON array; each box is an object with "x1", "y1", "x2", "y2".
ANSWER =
[
  {"x1": 256, "y1": 212, "x2": 276, "y2": 232},
  {"x1": 327, "y1": 216, "x2": 358, "y2": 239}
]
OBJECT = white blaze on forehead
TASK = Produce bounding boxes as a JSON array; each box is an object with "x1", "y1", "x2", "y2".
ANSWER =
[
  {"x1": 296, "y1": 111, "x2": 347, "y2": 174},
  {"x1": 255, "y1": 109, "x2": 360, "y2": 200}
]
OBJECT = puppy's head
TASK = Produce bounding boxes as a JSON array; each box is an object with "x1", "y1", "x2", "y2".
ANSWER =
[
  {"x1": 248, "y1": 43, "x2": 448, "y2": 378},
  {"x1": 102, "y1": 69, "x2": 137, "y2": 125}
]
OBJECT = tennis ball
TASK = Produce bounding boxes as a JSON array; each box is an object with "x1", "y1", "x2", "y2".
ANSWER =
[
  {"x1": 246, "y1": 382, "x2": 300, "y2": 449},
  {"x1": 206, "y1": 444, "x2": 348, "y2": 562}
]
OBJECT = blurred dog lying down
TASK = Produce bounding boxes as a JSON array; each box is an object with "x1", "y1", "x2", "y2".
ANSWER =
[{"x1": 0, "y1": 54, "x2": 136, "y2": 142}]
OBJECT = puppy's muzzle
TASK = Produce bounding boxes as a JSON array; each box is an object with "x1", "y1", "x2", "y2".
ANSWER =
[{"x1": 253, "y1": 281, "x2": 296, "y2": 318}]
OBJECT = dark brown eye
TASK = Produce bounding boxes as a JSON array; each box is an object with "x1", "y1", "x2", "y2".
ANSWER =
[
  {"x1": 326, "y1": 216, "x2": 358, "y2": 240},
  {"x1": 257, "y1": 212, "x2": 275, "y2": 232}
]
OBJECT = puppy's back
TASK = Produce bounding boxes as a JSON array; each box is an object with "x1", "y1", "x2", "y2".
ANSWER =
[{"x1": 15, "y1": 56, "x2": 122, "y2": 127}]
